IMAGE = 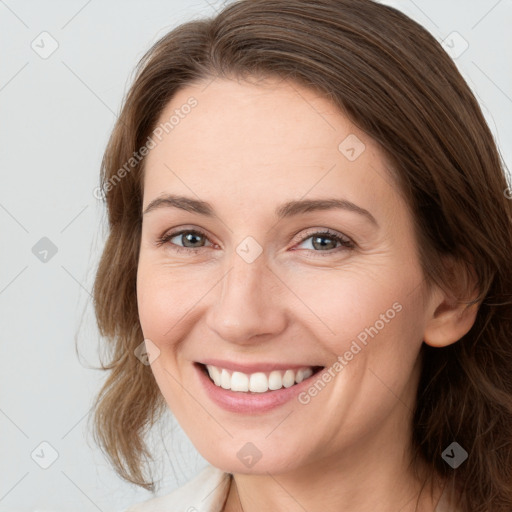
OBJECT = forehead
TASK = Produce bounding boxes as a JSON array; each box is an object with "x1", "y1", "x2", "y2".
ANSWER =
[{"x1": 142, "y1": 77, "x2": 403, "y2": 225}]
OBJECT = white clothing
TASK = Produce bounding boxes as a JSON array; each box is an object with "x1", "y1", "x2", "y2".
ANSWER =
[{"x1": 124, "y1": 464, "x2": 457, "y2": 512}]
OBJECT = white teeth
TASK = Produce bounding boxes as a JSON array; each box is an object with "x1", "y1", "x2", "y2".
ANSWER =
[
  {"x1": 231, "y1": 371, "x2": 249, "y2": 392},
  {"x1": 303, "y1": 367, "x2": 313, "y2": 379},
  {"x1": 220, "y1": 369, "x2": 231, "y2": 389},
  {"x1": 209, "y1": 366, "x2": 221, "y2": 386},
  {"x1": 249, "y1": 372, "x2": 267, "y2": 393},
  {"x1": 296, "y1": 367, "x2": 313, "y2": 383},
  {"x1": 268, "y1": 370, "x2": 282, "y2": 390},
  {"x1": 282, "y1": 369, "x2": 295, "y2": 388},
  {"x1": 205, "y1": 365, "x2": 317, "y2": 393}
]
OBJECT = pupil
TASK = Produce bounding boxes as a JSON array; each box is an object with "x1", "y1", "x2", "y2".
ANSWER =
[
  {"x1": 313, "y1": 235, "x2": 336, "y2": 250},
  {"x1": 184, "y1": 233, "x2": 203, "y2": 247}
]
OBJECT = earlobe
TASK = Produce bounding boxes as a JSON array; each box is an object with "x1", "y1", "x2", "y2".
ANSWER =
[
  {"x1": 423, "y1": 299, "x2": 480, "y2": 348},
  {"x1": 423, "y1": 255, "x2": 481, "y2": 348}
]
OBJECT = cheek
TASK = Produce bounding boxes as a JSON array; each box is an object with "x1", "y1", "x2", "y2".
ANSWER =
[
  {"x1": 136, "y1": 263, "x2": 201, "y2": 410},
  {"x1": 137, "y1": 265, "x2": 168, "y2": 338},
  {"x1": 287, "y1": 263, "x2": 426, "y2": 396},
  {"x1": 136, "y1": 260, "x2": 212, "y2": 347},
  {"x1": 286, "y1": 265, "x2": 402, "y2": 353},
  {"x1": 136, "y1": 259, "x2": 178, "y2": 343}
]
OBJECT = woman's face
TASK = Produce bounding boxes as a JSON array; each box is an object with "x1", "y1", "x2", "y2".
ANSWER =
[{"x1": 137, "y1": 76, "x2": 438, "y2": 475}]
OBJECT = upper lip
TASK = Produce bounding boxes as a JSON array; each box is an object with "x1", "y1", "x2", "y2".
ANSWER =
[{"x1": 197, "y1": 359, "x2": 324, "y2": 374}]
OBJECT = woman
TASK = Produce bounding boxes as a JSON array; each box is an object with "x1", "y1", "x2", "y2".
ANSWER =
[{"x1": 90, "y1": 1, "x2": 512, "y2": 511}]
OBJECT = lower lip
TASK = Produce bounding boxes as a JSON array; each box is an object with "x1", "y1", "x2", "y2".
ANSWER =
[{"x1": 194, "y1": 363, "x2": 324, "y2": 414}]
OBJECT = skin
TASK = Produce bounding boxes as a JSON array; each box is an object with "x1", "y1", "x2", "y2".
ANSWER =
[{"x1": 136, "y1": 75, "x2": 478, "y2": 512}]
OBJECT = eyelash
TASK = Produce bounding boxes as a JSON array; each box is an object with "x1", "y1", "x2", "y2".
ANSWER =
[{"x1": 155, "y1": 228, "x2": 355, "y2": 257}]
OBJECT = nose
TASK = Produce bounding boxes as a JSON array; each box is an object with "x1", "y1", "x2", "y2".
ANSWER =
[{"x1": 205, "y1": 250, "x2": 287, "y2": 345}]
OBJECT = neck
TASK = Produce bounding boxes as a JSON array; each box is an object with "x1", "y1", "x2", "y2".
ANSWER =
[
  {"x1": 225, "y1": 457, "x2": 443, "y2": 512},
  {"x1": 223, "y1": 410, "x2": 444, "y2": 512}
]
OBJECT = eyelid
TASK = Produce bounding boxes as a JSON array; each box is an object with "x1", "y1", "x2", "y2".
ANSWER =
[
  {"x1": 156, "y1": 226, "x2": 355, "y2": 255},
  {"x1": 155, "y1": 227, "x2": 214, "y2": 250},
  {"x1": 291, "y1": 227, "x2": 353, "y2": 247}
]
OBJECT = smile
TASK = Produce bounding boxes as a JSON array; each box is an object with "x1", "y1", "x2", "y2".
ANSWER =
[
  {"x1": 205, "y1": 364, "x2": 322, "y2": 392},
  {"x1": 194, "y1": 362, "x2": 326, "y2": 413}
]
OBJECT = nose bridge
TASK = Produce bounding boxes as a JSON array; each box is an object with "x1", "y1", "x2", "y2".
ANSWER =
[{"x1": 206, "y1": 245, "x2": 285, "y2": 342}]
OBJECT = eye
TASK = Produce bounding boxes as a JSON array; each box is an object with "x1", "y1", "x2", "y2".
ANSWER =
[
  {"x1": 156, "y1": 228, "x2": 214, "y2": 253},
  {"x1": 155, "y1": 227, "x2": 355, "y2": 256},
  {"x1": 293, "y1": 229, "x2": 355, "y2": 255}
]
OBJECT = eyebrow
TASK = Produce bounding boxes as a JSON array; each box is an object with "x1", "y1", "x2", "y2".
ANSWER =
[{"x1": 142, "y1": 194, "x2": 378, "y2": 226}]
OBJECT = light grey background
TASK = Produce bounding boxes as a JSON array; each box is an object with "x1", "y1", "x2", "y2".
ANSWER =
[{"x1": 1, "y1": 1, "x2": 510, "y2": 511}]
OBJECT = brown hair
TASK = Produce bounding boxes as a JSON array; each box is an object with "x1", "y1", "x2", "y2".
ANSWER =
[{"x1": 90, "y1": 1, "x2": 512, "y2": 510}]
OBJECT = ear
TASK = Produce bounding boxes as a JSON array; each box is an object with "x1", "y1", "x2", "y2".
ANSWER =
[{"x1": 423, "y1": 255, "x2": 481, "y2": 348}]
